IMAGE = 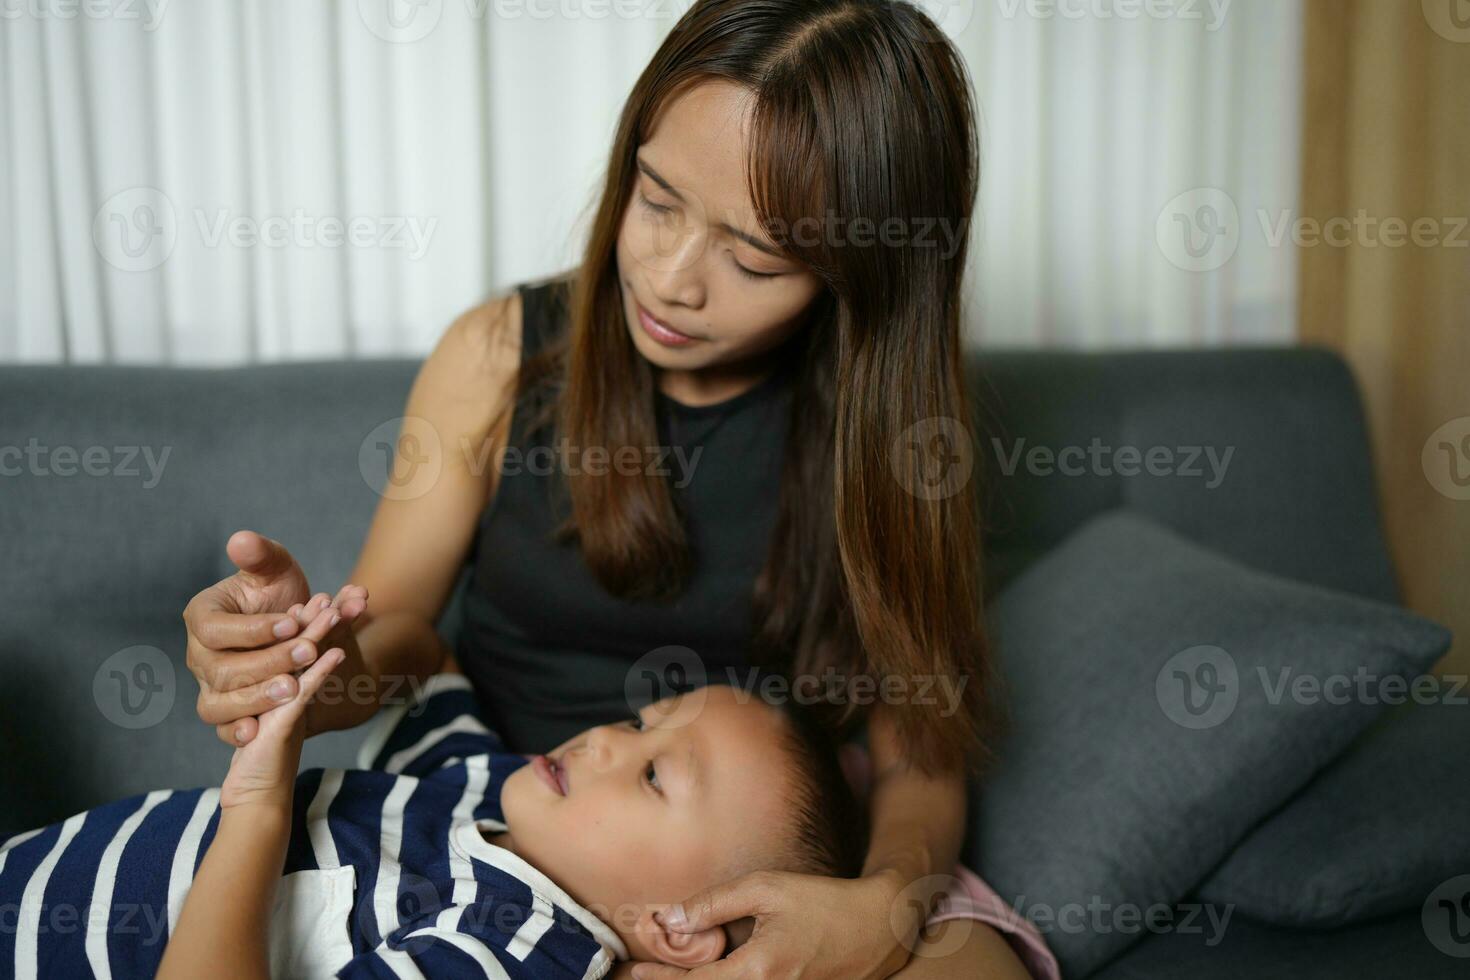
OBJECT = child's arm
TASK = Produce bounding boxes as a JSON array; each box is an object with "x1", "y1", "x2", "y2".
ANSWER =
[
  {"x1": 158, "y1": 805, "x2": 293, "y2": 980},
  {"x1": 158, "y1": 604, "x2": 349, "y2": 980}
]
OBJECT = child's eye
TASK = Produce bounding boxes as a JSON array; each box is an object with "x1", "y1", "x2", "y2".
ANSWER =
[{"x1": 644, "y1": 761, "x2": 661, "y2": 793}]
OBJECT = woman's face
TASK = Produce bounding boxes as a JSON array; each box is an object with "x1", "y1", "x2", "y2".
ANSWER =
[{"x1": 615, "y1": 79, "x2": 825, "y2": 380}]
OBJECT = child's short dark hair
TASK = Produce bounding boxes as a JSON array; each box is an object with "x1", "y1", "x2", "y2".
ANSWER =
[{"x1": 766, "y1": 696, "x2": 870, "y2": 879}]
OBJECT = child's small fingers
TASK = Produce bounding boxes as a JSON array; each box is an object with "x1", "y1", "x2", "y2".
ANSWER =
[
  {"x1": 218, "y1": 717, "x2": 258, "y2": 747},
  {"x1": 294, "y1": 647, "x2": 346, "y2": 702},
  {"x1": 293, "y1": 595, "x2": 331, "y2": 627},
  {"x1": 336, "y1": 594, "x2": 367, "y2": 621},
  {"x1": 261, "y1": 651, "x2": 342, "y2": 729},
  {"x1": 298, "y1": 605, "x2": 341, "y2": 644}
]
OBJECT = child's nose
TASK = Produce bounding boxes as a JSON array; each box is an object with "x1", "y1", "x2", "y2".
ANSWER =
[{"x1": 583, "y1": 726, "x2": 620, "y2": 769}]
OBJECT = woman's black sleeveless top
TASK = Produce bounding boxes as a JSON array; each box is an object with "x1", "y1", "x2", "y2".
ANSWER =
[{"x1": 454, "y1": 276, "x2": 796, "y2": 753}]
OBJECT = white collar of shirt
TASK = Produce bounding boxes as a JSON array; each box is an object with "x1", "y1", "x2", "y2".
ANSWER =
[{"x1": 451, "y1": 819, "x2": 631, "y2": 961}]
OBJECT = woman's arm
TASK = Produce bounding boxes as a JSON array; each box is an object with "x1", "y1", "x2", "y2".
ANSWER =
[
  {"x1": 865, "y1": 706, "x2": 1028, "y2": 980},
  {"x1": 334, "y1": 293, "x2": 522, "y2": 656},
  {"x1": 862, "y1": 703, "x2": 967, "y2": 924},
  {"x1": 303, "y1": 607, "x2": 452, "y2": 736},
  {"x1": 156, "y1": 804, "x2": 289, "y2": 980},
  {"x1": 298, "y1": 294, "x2": 520, "y2": 736}
]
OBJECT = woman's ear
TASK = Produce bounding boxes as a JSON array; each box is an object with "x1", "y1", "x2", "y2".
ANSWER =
[{"x1": 639, "y1": 906, "x2": 727, "y2": 967}]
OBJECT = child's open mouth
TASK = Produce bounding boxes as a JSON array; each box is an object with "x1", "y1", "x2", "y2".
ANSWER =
[{"x1": 531, "y1": 754, "x2": 570, "y2": 796}]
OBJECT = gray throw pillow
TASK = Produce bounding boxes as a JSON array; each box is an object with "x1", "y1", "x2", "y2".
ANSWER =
[
  {"x1": 1196, "y1": 700, "x2": 1470, "y2": 927},
  {"x1": 964, "y1": 509, "x2": 1451, "y2": 978}
]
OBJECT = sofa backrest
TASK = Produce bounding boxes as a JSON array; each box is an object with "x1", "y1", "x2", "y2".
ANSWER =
[{"x1": 0, "y1": 347, "x2": 1397, "y2": 835}]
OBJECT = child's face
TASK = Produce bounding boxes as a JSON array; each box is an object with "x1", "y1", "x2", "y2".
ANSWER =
[{"x1": 499, "y1": 685, "x2": 799, "y2": 962}]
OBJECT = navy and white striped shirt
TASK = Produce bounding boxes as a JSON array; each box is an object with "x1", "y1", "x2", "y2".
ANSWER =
[{"x1": 0, "y1": 673, "x2": 626, "y2": 979}]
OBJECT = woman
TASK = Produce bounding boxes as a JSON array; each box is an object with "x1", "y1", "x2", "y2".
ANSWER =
[{"x1": 183, "y1": 2, "x2": 1049, "y2": 977}]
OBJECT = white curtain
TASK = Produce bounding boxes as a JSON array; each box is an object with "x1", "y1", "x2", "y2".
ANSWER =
[
  {"x1": 0, "y1": 0, "x2": 1299, "y2": 363},
  {"x1": 962, "y1": 0, "x2": 1302, "y2": 347}
]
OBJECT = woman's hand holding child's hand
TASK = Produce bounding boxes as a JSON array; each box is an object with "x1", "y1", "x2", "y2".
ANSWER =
[
  {"x1": 224, "y1": 585, "x2": 370, "y2": 748},
  {"x1": 218, "y1": 589, "x2": 366, "y2": 811}
]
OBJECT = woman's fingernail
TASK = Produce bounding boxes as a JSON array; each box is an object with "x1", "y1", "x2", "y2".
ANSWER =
[
  {"x1": 291, "y1": 643, "x2": 314, "y2": 665},
  {"x1": 631, "y1": 967, "x2": 648, "y2": 980},
  {"x1": 268, "y1": 679, "x2": 291, "y2": 701},
  {"x1": 234, "y1": 725, "x2": 247, "y2": 743},
  {"x1": 329, "y1": 613, "x2": 341, "y2": 627},
  {"x1": 273, "y1": 619, "x2": 294, "y2": 638},
  {"x1": 662, "y1": 904, "x2": 686, "y2": 929}
]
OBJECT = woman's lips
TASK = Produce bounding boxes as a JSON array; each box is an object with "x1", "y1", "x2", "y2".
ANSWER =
[
  {"x1": 636, "y1": 301, "x2": 699, "y2": 348},
  {"x1": 531, "y1": 754, "x2": 568, "y2": 796}
]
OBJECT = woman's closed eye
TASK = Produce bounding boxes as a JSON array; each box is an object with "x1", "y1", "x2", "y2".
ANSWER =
[{"x1": 636, "y1": 191, "x2": 782, "y2": 281}]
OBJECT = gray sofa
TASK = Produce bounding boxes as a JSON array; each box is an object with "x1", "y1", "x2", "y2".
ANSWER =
[{"x1": 0, "y1": 348, "x2": 1458, "y2": 977}]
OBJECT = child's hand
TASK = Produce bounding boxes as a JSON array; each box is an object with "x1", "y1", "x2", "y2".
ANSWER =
[
  {"x1": 227, "y1": 585, "x2": 371, "y2": 746},
  {"x1": 287, "y1": 586, "x2": 368, "y2": 675},
  {"x1": 220, "y1": 606, "x2": 346, "y2": 812}
]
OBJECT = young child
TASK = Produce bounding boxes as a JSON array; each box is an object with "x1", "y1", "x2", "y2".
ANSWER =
[{"x1": 0, "y1": 593, "x2": 867, "y2": 979}]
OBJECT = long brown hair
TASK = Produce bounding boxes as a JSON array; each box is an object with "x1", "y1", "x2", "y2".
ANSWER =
[{"x1": 504, "y1": 0, "x2": 991, "y2": 775}]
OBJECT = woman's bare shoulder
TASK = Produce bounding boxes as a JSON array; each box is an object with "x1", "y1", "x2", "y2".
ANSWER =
[
  {"x1": 410, "y1": 287, "x2": 526, "y2": 427},
  {"x1": 439, "y1": 288, "x2": 524, "y2": 381}
]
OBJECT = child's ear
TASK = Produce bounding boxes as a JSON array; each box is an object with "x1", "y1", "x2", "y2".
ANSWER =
[{"x1": 640, "y1": 906, "x2": 726, "y2": 968}]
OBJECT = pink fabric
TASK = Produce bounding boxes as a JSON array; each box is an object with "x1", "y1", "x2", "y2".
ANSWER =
[{"x1": 839, "y1": 744, "x2": 1061, "y2": 980}]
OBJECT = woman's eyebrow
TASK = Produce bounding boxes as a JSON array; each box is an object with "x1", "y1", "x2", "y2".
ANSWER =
[{"x1": 635, "y1": 154, "x2": 786, "y2": 259}]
